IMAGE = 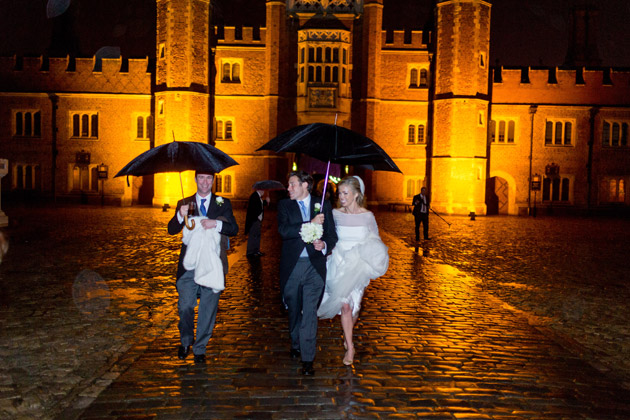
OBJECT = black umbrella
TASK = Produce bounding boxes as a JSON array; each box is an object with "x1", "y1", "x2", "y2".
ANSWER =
[
  {"x1": 115, "y1": 140, "x2": 238, "y2": 229},
  {"x1": 252, "y1": 180, "x2": 285, "y2": 190},
  {"x1": 256, "y1": 123, "x2": 402, "y2": 173},
  {"x1": 257, "y1": 122, "x2": 401, "y2": 202}
]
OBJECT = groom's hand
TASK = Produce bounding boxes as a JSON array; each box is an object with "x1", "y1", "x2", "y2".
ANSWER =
[
  {"x1": 311, "y1": 214, "x2": 324, "y2": 224},
  {"x1": 313, "y1": 239, "x2": 325, "y2": 251}
]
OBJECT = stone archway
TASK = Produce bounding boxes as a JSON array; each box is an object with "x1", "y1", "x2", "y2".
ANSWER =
[{"x1": 487, "y1": 170, "x2": 517, "y2": 215}]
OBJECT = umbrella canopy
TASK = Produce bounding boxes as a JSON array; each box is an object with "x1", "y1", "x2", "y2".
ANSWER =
[
  {"x1": 257, "y1": 123, "x2": 402, "y2": 173},
  {"x1": 115, "y1": 141, "x2": 238, "y2": 178},
  {"x1": 252, "y1": 180, "x2": 286, "y2": 190}
]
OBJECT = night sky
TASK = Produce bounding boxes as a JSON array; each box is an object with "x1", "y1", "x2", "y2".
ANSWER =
[{"x1": 0, "y1": 0, "x2": 629, "y2": 67}]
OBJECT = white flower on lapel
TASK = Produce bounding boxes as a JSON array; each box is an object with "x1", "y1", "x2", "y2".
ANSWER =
[
  {"x1": 314, "y1": 203, "x2": 321, "y2": 214},
  {"x1": 216, "y1": 197, "x2": 224, "y2": 206}
]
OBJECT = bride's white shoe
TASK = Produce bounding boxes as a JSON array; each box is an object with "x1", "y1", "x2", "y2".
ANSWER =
[{"x1": 343, "y1": 347, "x2": 355, "y2": 366}]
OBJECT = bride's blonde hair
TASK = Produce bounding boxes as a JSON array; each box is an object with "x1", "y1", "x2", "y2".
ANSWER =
[{"x1": 337, "y1": 176, "x2": 366, "y2": 208}]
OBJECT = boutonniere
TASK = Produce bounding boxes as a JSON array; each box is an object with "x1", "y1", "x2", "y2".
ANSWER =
[
  {"x1": 314, "y1": 203, "x2": 321, "y2": 214},
  {"x1": 216, "y1": 197, "x2": 224, "y2": 206}
]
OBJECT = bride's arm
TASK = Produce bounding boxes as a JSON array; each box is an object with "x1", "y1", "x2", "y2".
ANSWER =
[{"x1": 365, "y1": 212, "x2": 380, "y2": 237}]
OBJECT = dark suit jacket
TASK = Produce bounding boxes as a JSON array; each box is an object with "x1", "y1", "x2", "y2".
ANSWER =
[
  {"x1": 245, "y1": 191, "x2": 264, "y2": 235},
  {"x1": 168, "y1": 194, "x2": 239, "y2": 281},
  {"x1": 277, "y1": 195, "x2": 338, "y2": 295},
  {"x1": 412, "y1": 193, "x2": 429, "y2": 217}
]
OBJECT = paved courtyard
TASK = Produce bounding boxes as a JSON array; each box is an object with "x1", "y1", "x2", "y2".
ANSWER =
[{"x1": 0, "y1": 204, "x2": 629, "y2": 419}]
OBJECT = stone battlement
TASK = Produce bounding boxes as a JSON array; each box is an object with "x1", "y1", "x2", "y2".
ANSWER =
[
  {"x1": 492, "y1": 66, "x2": 630, "y2": 104},
  {"x1": 215, "y1": 26, "x2": 266, "y2": 45},
  {"x1": 382, "y1": 30, "x2": 428, "y2": 49},
  {"x1": 0, "y1": 55, "x2": 152, "y2": 94}
]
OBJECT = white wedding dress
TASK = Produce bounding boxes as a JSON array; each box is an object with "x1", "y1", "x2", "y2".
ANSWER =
[{"x1": 317, "y1": 209, "x2": 389, "y2": 319}]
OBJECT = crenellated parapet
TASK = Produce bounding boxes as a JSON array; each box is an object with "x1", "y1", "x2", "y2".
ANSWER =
[
  {"x1": 215, "y1": 26, "x2": 266, "y2": 46},
  {"x1": 382, "y1": 30, "x2": 428, "y2": 50},
  {"x1": 0, "y1": 55, "x2": 152, "y2": 94},
  {"x1": 493, "y1": 66, "x2": 630, "y2": 104}
]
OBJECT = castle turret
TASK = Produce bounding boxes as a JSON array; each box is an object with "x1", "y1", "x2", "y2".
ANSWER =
[
  {"x1": 431, "y1": 0, "x2": 491, "y2": 215},
  {"x1": 154, "y1": 0, "x2": 212, "y2": 206}
]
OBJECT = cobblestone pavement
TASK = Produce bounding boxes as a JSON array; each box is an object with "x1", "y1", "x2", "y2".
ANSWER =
[{"x1": 0, "y1": 205, "x2": 629, "y2": 419}]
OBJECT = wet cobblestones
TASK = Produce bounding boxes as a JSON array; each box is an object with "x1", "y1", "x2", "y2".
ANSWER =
[{"x1": 0, "y1": 205, "x2": 629, "y2": 419}]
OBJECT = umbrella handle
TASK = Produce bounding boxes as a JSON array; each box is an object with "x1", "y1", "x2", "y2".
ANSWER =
[{"x1": 184, "y1": 215, "x2": 195, "y2": 230}]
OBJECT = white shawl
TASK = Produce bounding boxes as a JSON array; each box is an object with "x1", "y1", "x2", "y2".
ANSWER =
[{"x1": 182, "y1": 217, "x2": 224, "y2": 293}]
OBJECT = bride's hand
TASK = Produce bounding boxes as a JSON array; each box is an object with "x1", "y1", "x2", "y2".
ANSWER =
[{"x1": 311, "y1": 214, "x2": 324, "y2": 224}]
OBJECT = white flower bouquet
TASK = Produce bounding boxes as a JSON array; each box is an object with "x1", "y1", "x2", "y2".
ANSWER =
[
  {"x1": 299, "y1": 222, "x2": 323, "y2": 244},
  {"x1": 216, "y1": 197, "x2": 224, "y2": 206}
]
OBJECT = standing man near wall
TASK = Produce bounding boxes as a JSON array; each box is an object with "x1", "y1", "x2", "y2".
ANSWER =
[{"x1": 412, "y1": 187, "x2": 430, "y2": 241}]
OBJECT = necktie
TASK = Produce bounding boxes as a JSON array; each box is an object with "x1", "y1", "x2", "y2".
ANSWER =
[
  {"x1": 200, "y1": 198, "x2": 207, "y2": 216},
  {"x1": 299, "y1": 201, "x2": 308, "y2": 221}
]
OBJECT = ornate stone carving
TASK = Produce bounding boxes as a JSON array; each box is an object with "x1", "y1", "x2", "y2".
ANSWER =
[
  {"x1": 287, "y1": 0, "x2": 363, "y2": 14},
  {"x1": 298, "y1": 29, "x2": 351, "y2": 43}
]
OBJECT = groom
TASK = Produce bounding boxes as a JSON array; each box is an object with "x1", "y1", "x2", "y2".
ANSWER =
[{"x1": 277, "y1": 170, "x2": 337, "y2": 375}]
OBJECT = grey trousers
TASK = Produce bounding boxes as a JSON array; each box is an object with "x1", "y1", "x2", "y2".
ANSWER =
[
  {"x1": 246, "y1": 220, "x2": 262, "y2": 255},
  {"x1": 176, "y1": 270, "x2": 222, "y2": 355},
  {"x1": 283, "y1": 258, "x2": 324, "y2": 362}
]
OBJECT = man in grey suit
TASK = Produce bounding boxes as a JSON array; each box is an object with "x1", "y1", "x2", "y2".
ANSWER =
[
  {"x1": 277, "y1": 171, "x2": 337, "y2": 375},
  {"x1": 167, "y1": 171, "x2": 238, "y2": 363}
]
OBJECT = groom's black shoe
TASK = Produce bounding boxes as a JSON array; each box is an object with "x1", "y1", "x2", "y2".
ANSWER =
[
  {"x1": 178, "y1": 345, "x2": 190, "y2": 360},
  {"x1": 194, "y1": 353, "x2": 206, "y2": 364},
  {"x1": 301, "y1": 361, "x2": 314, "y2": 376},
  {"x1": 290, "y1": 348, "x2": 301, "y2": 359}
]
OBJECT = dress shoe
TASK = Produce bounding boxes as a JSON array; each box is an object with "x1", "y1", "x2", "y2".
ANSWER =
[
  {"x1": 290, "y1": 348, "x2": 301, "y2": 359},
  {"x1": 177, "y1": 345, "x2": 190, "y2": 360},
  {"x1": 301, "y1": 361, "x2": 314, "y2": 376},
  {"x1": 193, "y1": 353, "x2": 206, "y2": 364}
]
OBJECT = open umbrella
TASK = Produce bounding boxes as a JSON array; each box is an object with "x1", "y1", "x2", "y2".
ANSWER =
[
  {"x1": 257, "y1": 122, "x2": 401, "y2": 203},
  {"x1": 252, "y1": 180, "x2": 285, "y2": 190},
  {"x1": 115, "y1": 140, "x2": 238, "y2": 229}
]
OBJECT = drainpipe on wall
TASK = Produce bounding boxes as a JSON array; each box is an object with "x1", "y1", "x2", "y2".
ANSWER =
[
  {"x1": 49, "y1": 93, "x2": 58, "y2": 202},
  {"x1": 528, "y1": 105, "x2": 537, "y2": 215},
  {"x1": 587, "y1": 107, "x2": 598, "y2": 212}
]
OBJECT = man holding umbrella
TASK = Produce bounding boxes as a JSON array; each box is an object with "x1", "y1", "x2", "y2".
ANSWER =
[
  {"x1": 245, "y1": 189, "x2": 269, "y2": 257},
  {"x1": 278, "y1": 171, "x2": 337, "y2": 375},
  {"x1": 168, "y1": 171, "x2": 238, "y2": 363}
]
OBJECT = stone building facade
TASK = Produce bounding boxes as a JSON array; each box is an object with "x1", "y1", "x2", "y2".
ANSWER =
[{"x1": 0, "y1": 0, "x2": 628, "y2": 215}]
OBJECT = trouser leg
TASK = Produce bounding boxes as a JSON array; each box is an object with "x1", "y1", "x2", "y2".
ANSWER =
[
  {"x1": 193, "y1": 286, "x2": 222, "y2": 355},
  {"x1": 176, "y1": 271, "x2": 197, "y2": 347},
  {"x1": 298, "y1": 263, "x2": 324, "y2": 362},
  {"x1": 246, "y1": 220, "x2": 261, "y2": 255}
]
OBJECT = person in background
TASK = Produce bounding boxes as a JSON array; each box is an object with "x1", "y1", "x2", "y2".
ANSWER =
[
  {"x1": 245, "y1": 189, "x2": 269, "y2": 257},
  {"x1": 412, "y1": 187, "x2": 430, "y2": 241}
]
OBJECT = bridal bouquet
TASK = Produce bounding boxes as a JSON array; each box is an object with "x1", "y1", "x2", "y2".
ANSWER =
[{"x1": 299, "y1": 222, "x2": 323, "y2": 244}]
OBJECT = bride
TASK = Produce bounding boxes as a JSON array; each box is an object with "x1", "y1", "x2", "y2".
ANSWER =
[{"x1": 317, "y1": 175, "x2": 389, "y2": 365}]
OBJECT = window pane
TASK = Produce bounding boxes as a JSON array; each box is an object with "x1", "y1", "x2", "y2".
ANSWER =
[
  {"x1": 332, "y1": 67, "x2": 338, "y2": 83},
  {"x1": 215, "y1": 175, "x2": 222, "y2": 192},
  {"x1": 410, "y1": 68, "x2": 418, "y2": 87},
  {"x1": 225, "y1": 175, "x2": 232, "y2": 193},
  {"x1": 308, "y1": 47, "x2": 315, "y2": 62},
  {"x1": 554, "y1": 122, "x2": 562, "y2": 145},
  {"x1": 316, "y1": 47, "x2": 322, "y2": 62},
  {"x1": 612, "y1": 123, "x2": 620, "y2": 146},
  {"x1": 420, "y1": 69, "x2": 428, "y2": 87},
  {"x1": 408, "y1": 125, "x2": 415, "y2": 144},
  {"x1": 498, "y1": 120, "x2": 505, "y2": 142},
  {"x1": 15, "y1": 112, "x2": 23, "y2": 135},
  {"x1": 508, "y1": 120, "x2": 515, "y2": 143},
  {"x1": 564, "y1": 122, "x2": 572, "y2": 145},
  {"x1": 561, "y1": 178, "x2": 569, "y2": 201},
  {"x1": 137, "y1": 116, "x2": 144, "y2": 138},
  {"x1": 225, "y1": 121, "x2": 232, "y2": 139},
  {"x1": 325, "y1": 47, "x2": 331, "y2": 63},
  {"x1": 222, "y1": 63, "x2": 230, "y2": 81},
  {"x1": 619, "y1": 180, "x2": 626, "y2": 202},
  {"x1": 406, "y1": 179, "x2": 414, "y2": 198},
  {"x1": 343, "y1": 48, "x2": 347, "y2": 64},
  {"x1": 315, "y1": 66, "x2": 321, "y2": 82},
  {"x1": 489, "y1": 120, "x2": 496, "y2": 142},
  {"x1": 622, "y1": 123, "x2": 628, "y2": 147},
  {"x1": 609, "y1": 179, "x2": 617, "y2": 200},
  {"x1": 91, "y1": 114, "x2": 98, "y2": 137},
  {"x1": 324, "y1": 66, "x2": 331, "y2": 82},
  {"x1": 545, "y1": 121, "x2": 553, "y2": 144},
  {"x1": 34, "y1": 111, "x2": 41, "y2": 136},
  {"x1": 418, "y1": 125, "x2": 425, "y2": 143},
  {"x1": 232, "y1": 63, "x2": 240, "y2": 82},
  {"x1": 602, "y1": 121, "x2": 610, "y2": 146},
  {"x1": 216, "y1": 121, "x2": 223, "y2": 139},
  {"x1": 333, "y1": 48, "x2": 339, "y2": 63},
  {"x1": 24, "y1": 113, "x2": 32, "y2": 136},
  {"x1": 342, "y1": 68, "x2": 346, "y2": 83},
  {"x1": 300, "y1": 48, "x2": 304, "y2": 64},
  {"x1": 300, "y1": 67, "x2": 304, "y2": 83},
  {"x1": 308, "y1": 66, "x2": 314, "y2": 82},
  {"x1": 73, "y1": 114, "x2": 80, "y2": 137}
]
